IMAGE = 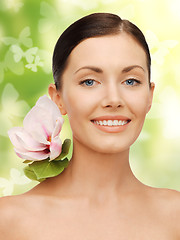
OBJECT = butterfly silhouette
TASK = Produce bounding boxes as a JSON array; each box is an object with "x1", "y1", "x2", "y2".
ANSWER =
[
  {"x1": 0, "y1": 50, "x2": 24, "y2": 83},
  {"x1": 1, "y1": 27, "x2": 33, "y2": 48},
  {"x1": 11, "y1": 45, "x2": 38, "y2": 63},
  {"x1": 0, "y1": 83, "x2": 30, "y2": 137},
  {"x1": 0, "y1": 168, "x2": 31, "y2": 196},
  {"x1": 25, "y1": 55, "x2": 43, "y2": 72}
]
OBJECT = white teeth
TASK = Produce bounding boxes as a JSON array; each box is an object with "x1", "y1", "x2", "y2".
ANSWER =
[
  {"x1": 103, "y1": 120, "x2": 107, "y2": 125},
  {"x1": 119, "y1": 120, "x2": 123, "y2": 125},
  {"x1": 113, "y1": 120, "x2": 119, "y2": 126},
  {"x1": 99, "y1": 121, "x2": 103, "y2": 125},
  {"x1": 107, "y1": 120, "x2": 113, "y2": 126},
  {"x1": 93, "y1": 120, "x2": 128, "y2": 126}
]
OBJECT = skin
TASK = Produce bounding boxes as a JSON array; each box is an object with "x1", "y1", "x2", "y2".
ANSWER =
[{"x1": 0, "y1": 32, "x2": 180, "y2": 239}]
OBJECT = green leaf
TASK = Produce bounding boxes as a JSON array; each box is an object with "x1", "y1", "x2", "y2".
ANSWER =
[
  {"x1": 55, "y1": 139, "x2": 71, "y2": 161},
  {"x1": 30, "y1": 158, "x2": 69, "y2": 179},
  {"x1": 23, "y1": 160, "x2": 33, "y2": 164},
  {"x1": 24, "y1": 165, "x2": 38, "y2": 181},
  {"x1": 22, "y1": 139, "x2": 71, "y2": 182}
]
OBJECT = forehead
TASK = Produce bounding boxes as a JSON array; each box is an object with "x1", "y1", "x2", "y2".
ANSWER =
[{"x1": 65, "y1": 33, "x2": 148, "y2": 74}]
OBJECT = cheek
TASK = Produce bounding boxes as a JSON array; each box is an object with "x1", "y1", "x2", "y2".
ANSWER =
[
  {"x1": 66, "y1": 87, "x2": 99, "y2": 112},
  {"x1": 63, "y1": 89, "x2": 95, "y2": 126},
  {"x1": 126, "y1": 90, "x2": 150, "y2": 117}
]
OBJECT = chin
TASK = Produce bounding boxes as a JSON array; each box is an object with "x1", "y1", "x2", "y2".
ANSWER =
[{"x1": 88, "y1": 142, "x2": 130, "y2": 155}]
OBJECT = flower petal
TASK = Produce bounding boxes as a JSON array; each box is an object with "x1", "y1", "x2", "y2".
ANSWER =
[
  {"x1": 8, "y1": 95, "x2": 65, "y2": 163},
  {"x1": 36, "y1": 95, "x2": 61, "y2": 118},
  {"x1": 14, "y1": 148, "x2": 50, "y2": 161},
  {"x1": 8, "y1": 127, "x2": 46, "y2": 151},
  {"x1": 8, "y1": 127, "x2": 28, "y2": 152},
  {"x1": 23, "y1": 95, "x2": 64, "y2": 144},
  {"x1": 35, "y1": 95, "x2": 64, "y2": 133},
  {"x1": 49, "y1": 136, "x2": 62, "y2": 160},
  {"x1": 23, "y1": 106, "x2": 52, "y2": 144},
  {"x1": 52, "y1": 117, "x2": 64, "y2": 138}
]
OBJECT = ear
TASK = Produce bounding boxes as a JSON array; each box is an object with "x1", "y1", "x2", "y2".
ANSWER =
[
  {"x1": 147, "y1": 82, "x2": 155, "y2": 113},
  {"x1": 48, "y1": 83, "x2": 67, "y2": 115}
]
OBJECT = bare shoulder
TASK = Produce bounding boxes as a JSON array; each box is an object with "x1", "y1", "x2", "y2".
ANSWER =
[
  {"x1": 0, "y1": 193, "x2": 50, "y2": 239},
  {"x1": 0, "y1": 195, "x2": 21, "y2": 220},
  {"x1": 163, "y1": 188, "x2": 180, "y2": 217},
  {"x1": 161, "y1": 188, "x2": 180, "y2": 234},
  {"x1": 0, "y1": 192, "x2": 51, "y2": 218},
  {"x1": 152, "y1": 187, "x2": 180, "y2": 212},
  {"x1": 0, "y1": 195, "x2": 25, "y2": 238},
  {"x1": 146, "y1": 186, "x2": 180, "y2": 238}
]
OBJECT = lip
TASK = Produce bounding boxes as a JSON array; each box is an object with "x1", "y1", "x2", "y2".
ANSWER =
[
  {"x1": 90, "y1": 116, "x2": 131, "y2": 133},
  {"x1": 91, "y1": 115, "x2": 131, "y2": 121}
]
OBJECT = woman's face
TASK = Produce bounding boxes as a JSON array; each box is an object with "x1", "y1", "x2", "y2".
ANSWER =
[{"x1": 51, "y1": 33, "x2": 154, "y2": 154}]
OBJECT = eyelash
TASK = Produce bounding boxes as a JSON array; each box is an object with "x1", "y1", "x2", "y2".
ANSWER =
[
  {"x1": 79, "y1": 78, "x2": 141, "y2": 87},
  {"x1": 124, "y1": 78, "x2": 141, "y2": 86},
  {"x1": 79, "y1": 79, "x2": 96, "y2": 87}
]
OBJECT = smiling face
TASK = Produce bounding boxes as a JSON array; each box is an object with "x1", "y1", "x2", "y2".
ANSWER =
[{"x1": 49, "y1": 33, "x2": 154, "y2": 154}]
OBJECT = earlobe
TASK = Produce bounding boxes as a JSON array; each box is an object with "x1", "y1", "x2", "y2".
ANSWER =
[
  {"x1": 147, "y1": 82, "x2": 155, "y2": 113},
  {"x1": 48, "y1": 83, "x2": 67, "y2": 115},
  {"x1": 58, "y1": 105, "x2": 67, "y2": 115}
]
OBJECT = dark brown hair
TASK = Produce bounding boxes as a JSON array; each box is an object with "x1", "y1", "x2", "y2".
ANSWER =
[{"x1": 52, "y1": 13, "x2": 151, "y2": 90}]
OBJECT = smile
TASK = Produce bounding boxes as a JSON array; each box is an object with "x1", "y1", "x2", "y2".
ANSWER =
[
  {"x1": 90, "y1": 116, "x2": 131, "y2": 133},
  {"x1": 92, "y1": 120, "x2": 129, "y2": 126}
]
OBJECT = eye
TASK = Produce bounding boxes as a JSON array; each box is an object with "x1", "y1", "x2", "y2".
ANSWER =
[
  {"x1": 80, "y1": 79, "x2": 96, "y2": 87},
  {"x1": 124, "y1": 78, "x2": 141, "y2": 86}
]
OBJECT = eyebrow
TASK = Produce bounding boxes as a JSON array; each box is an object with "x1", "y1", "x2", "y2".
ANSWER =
[
  {"x1": 74, "y1": 66, "x2": 103, "y2": 74},
  {"x1": 122, "y1": 65, "x2": 145, "y2": 73},
  {"x1": 74, "y1": 65, "x2": 145, "y2": 74}
]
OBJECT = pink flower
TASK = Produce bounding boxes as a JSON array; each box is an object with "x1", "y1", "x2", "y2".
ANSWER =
[{"x1": 8, "y1": 95, "x2": 64, "y2": 161}]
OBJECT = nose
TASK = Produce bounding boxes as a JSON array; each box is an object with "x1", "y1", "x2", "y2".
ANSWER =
[{"x1": 101, "y1": 82, "x2": 124, "y2": 109}]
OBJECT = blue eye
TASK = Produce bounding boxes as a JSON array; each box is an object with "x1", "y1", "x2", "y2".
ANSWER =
[
  {"x1": 125, "y1": 79, "x2": 140, "y2": 86},
  {"x1": 80, "y1": 79, "x2": 95, "y2": 86}
]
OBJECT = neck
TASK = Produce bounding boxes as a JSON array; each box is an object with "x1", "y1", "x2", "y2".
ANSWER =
[{"x1": 58, "y1": 138, "x2": 141, "y2": 202}]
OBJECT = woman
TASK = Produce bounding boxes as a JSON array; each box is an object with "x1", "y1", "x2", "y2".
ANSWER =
[{"x1": 0, "y1": 13, "x2": 180, "y2": 239}]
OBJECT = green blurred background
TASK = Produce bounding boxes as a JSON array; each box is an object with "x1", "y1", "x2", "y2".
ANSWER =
[{"x1": 0, "y1": 0, "x2": 180, "y2": 196}]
